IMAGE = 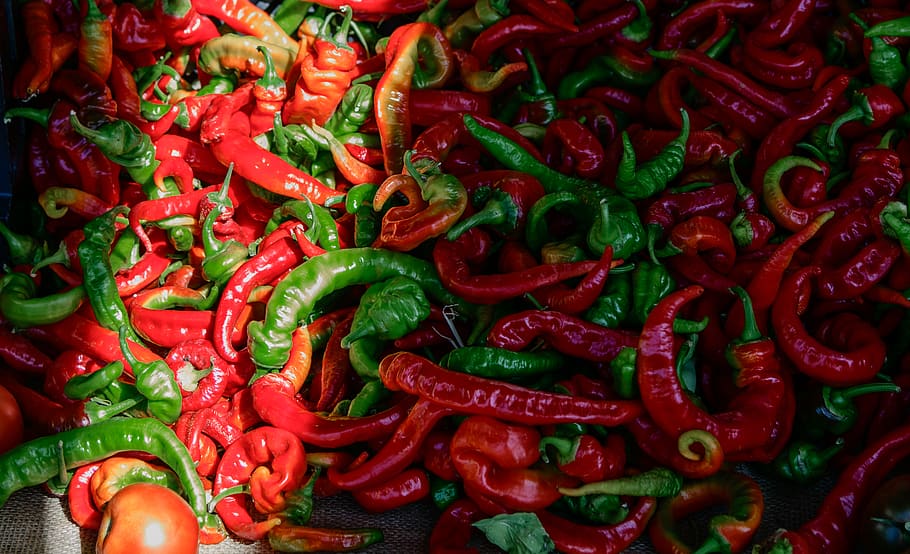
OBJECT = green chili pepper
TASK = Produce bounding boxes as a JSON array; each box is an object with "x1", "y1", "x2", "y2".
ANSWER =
[
  {"x1": 621, "y1": 0, "x2": 652, "y2": 43},
  {"x1": 630, "y1": 260, "x2": 676, "y2": 326},
  {"x1": 440, "y1": 346, "x2": 568, "y2": 381},
  {"x1": 462, "y1": 114, "x2": 591, "y2": 194},
  {"x1": 346, "y1": 379, "x2": 391, "y2": 417},
  {"x1": 200, "y1": 170, "x2": 251, "y2": 284},
  {"x1": 3, "y1": 106, "x2": 50, "y2": 127},
  {"x1": 118, "y1": 327, "x2": 182, "y2": 424},
  {"x1": 63, "y1": 360, "x2": 126, "y2": 400},
  {"x1": 430, "y1": 475, "x2": 461, "y2": 511},
  {"x1": 78, "y1": 207, "x2": 141, "y2": 342},
  {"x1": 559, "y1": 467, "x2": 682, "y2": 498},
  {"x1": 0, "y1": 220, "x2": 46, "y2": 267},
  {"x1": 615, "y1": 109, "x2": 690, "y2": 200},
  {"x1": 266, "y1": 197, "x2": 341, "y2": 250},
  {"x1": 342, "y1": 276, "x2": 432, "y2": 346},
  {"x1": 772, "y1": 438, "x2": 846, "y2": 484},
  {"x1": 586, "y1": 194, "x2": 647, "y2": 258},
  {"x1": 609, "y1": 346, "x2": 638, "y2": 399},
  {"x1": 0, "y1": 273, "x2": 85, "y2": 328},
  {"x1": 801, "y1": 381, "x2": 902, "y2": 439},
  {"x1": 854, "y1": 13, "x2": 909, "y2": 89},
  {"x1": 557, "y1": 53, "x2": 658, "y2": 99},
  {"x1": 0, "y1": 417, "x2": 211, "y2": 531},
  {"x1": 68, "y1": 115, "x2": 180, "y2": 198},
  {"x1": 247, "y1": 248, "x2": 471, "y2": 370},
  {"x1": 584, "y1": 272, "x2": 632, "y2": 330},
  {"x1": 271, "y1": 0, "x2": 314, "y2": 36},
  {"x1": 345, "y1": 183, "x2": 381, "y2": 247},
  {"x1": 324, "y1": 83, "x2": 374, "y2": 136},
  {"x1": 347, "y1": 335, "x2": 384, "y2": 381},
  {"x1": 552, "y1": 494, "x2": 629, "y2": 525}
]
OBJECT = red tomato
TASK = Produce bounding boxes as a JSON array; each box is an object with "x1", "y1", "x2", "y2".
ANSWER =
[
  {"x1": 96, "y1": 483, "x2": 200, "y2": 554},
  {"x1": 0, "y1": 383, "x2": 24, "y2": 454}
]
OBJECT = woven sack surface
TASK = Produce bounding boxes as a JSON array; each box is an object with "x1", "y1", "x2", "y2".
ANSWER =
[{"x1": 0, "y1": 463, "x2": 835, "y2": 553}]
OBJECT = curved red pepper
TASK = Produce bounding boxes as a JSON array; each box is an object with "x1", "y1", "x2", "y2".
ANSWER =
[
  {"x1": 542, "y1": 118, "x2": 606, "y2": 180},
  {"x1": 450, "y1": 415, "x2": 575, "y2": 514},
  {"x1": 328, "y1": 398, "x2": 455, "y2": 491},
  {"x1": 165, "y1": 338, "x2": 232, "y2": 413},
  {"x1": 656, "y1": 0, "x2": 765, "y2": 50},
  {"x1": 428, "y1": 497, "x2": 483, "y2": 554},
  {"x1": 212, "y1": 425, "x2": 308, "y2": 540},
  {"x1": 432, "y1": 227, "x2": 599, "y2": 305},
  {"x1": 67, "y1": 461, "x2": 104, "y2": 529},
  {"x1": 537, "y1": 495, "x2": 657, "y2": 554},
  {"x1": 379, "y1": 351, "x2": 643, "y2": 426},
  {"x1": 486, "y1": 309, "x2": 638, "y2": 362},
  {"x1": 747, "y1": 0, "x2": 816, "y2": 48},
  {"x1": 771, "y1": 265, "x2": 887, "y2": 386},
  {"x1": 351, "y1": 467, "x2": 431, "y2": 513},
  {"x1": 250, "y1": 372, "x2": 413, "y2": 448}
]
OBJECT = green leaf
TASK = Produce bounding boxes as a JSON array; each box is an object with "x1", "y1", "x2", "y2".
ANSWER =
[{"x1": 473, "y1": 512, "x2": 555, "y2": 554}]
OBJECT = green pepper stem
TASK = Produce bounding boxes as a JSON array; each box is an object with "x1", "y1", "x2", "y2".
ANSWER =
[
  {"x1": 539, "y1": 435, "x2": 579, "y2": 465},
  {"x1": 832, "y1": 381, "x2": 902, "y2": 401},
  {"x1": 208, "y1": 484, "x2": 250, "y2": 513},
  {"x1": 4, "y1": 106, "x2": 50, "y2": 127},
  {"x1": 826, "y1": 97, "x2": 872, "y2": 147},
  {"x1": 446, "y1": 192, "x2": 516, "y2": 240},
  {"x1": 730, "y1": 286, "x2": 761, "y2": 343}
]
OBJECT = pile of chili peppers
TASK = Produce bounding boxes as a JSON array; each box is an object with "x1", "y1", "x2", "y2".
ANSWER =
[{"x1": 5, "y1": 0, "x2": 910, "y2": 552}]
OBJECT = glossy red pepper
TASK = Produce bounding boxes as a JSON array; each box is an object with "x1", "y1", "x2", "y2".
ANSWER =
[
  {"x1": 379, "y1": 351, "x2": 643, "y2": 426},
  {"x1": 351, "y1": 467, "x2": 431, "y2": 513},
  {"x1": 771, "y1": 266, "x2": 887, "y2": 387}
]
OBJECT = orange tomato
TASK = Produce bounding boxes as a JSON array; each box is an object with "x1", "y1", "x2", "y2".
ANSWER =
[
  {"x1": 0, "y1": 383, "x2": 23, "y2": 454},
  {"x1": 96, "y1": 483, "x2": 200, "y2": 554}
]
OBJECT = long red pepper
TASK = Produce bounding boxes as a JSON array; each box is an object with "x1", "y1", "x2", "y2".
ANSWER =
[
  {"x1": 771, "y1": 265, "x2": 887, "y2": 387},
  {"x1": 327, "y1": 399, "x2": 455, "y2": 491},
  {"x1": 213, "y1": 234, "x2": 307, "y2": 363},
  {"x1": 486, "y1": 309, "x2": 638, "y2": 362},
  {"x1": 537, "y1": 496, "x2": 658, "y2": 554},
  {"x1": 379, "y1": 351, "x2": 643, "y2": 426}
]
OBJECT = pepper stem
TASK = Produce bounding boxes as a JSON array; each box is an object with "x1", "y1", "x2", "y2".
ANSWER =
[
  {"x1": 539, "y1": 435, "x2": 579, "y2": 465},
  {"x1": 830, "y1": 381, "x2": 902, "y2": 401},
  {"x1": 730, "y1": 286, "x2": 761, "y2": 343},
  {"x1": 558, "y1": 467, "x2": 682, "y2": 498},
  {"x1": 208, "y1": 484, "x2": 250, "y2": 513},
  {"x1": 445, "y1": 189, "x2": 517, "y2": 240},
  {"x1": 826, "y1": 95, "x2": 872, "y2": 147}
]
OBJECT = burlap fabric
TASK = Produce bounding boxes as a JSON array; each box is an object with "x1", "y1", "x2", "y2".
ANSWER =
[{"x1": 0, "y1": 463, "x2": 835, "y2": 553}]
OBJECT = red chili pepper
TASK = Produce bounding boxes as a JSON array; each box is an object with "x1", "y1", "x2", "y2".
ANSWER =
[
  {"x1": 486, "y1": 308, "x2": 638, "y2": 362},
  {"x1": 428, "y1": 497, "x2": 483, "y2": 554},
  {"x1": 761, "y1": 423, "x2": 910, "y2": 554},
  {"x1": 450, "y1": 415, "x2": 575, "y2": 514},
  {"x1": 771, "y1": 265, "x2": 887, "y2": 386},
  {"x1": 213, "y1": 234, "x2": 307, "y2": 363},
  {"x1": 656, "y1": 0, "x2": 765, "y2": 50},
  {"x1": 409, "y1": 89, "x2": 491, "y2": 127},
  {"x1": 250, "y1": 372, "x2": 413, "y2": 448},
  {"x1": 129, "y1": 286, "x2": 214, "y2": 349},
  {"x1": 314, "y1": 313, "x2": 355, "y2": 412},
  {"x1": 747, "y1": 0, "x2": 816, "y2": 48},
  {"x1": 212, "y1": 425, "x2": 308, "y2": 540},
  {"x1": 18, "y1": 0, "x2": 58, "y2": 98},
  {"x1": 154, "y1": 134, "x2": 226, "y2": 183},
  {"x1": 351, "y1": 467, "x2": 431, "y2": 513},
  {"x1": 640, "y1": 286, "x2": 791, "y2": 461},
  {"x1": 67, "y1": 461, "x2": 104, "y2": 529},
  {"x1": 625, "y1": 416, "x2": 725, "y2": 478},
  {"x1": 537, "y1": 495, "x2": 657, "y2": 554},
  {"x1": 749, "y1": 72, "x2": 851, "y2": 196},
  {"x1": 726, "y1": 211, "x2": 832, "y2": 337},
  {"x1": 379, "y1": 351, "x2": 643, "y2": 426},
  {"x1": 200, "y1": 90, "x2": 343, "y2": 207},
  {"x1": 165, "y1": 338, "x2": 233, "y2": 413},
  {"x1": 109, "y1": 55, "x2": 179, "y2": 141},
  {"x1": 0, "y1": 325, "x2": 52, "y2": 376},
  {"x1": 688, "y1": 72, "x2": 778, "y2": 140},
  {"x1": 37, "y1": 312, "x2": 160, "y2": 374},
  {"x1": 284, "y1": 7, "x2": 358, "y2": 126},
  {"x1": 328, "y1": 398, "x2": 455, "y2": 491},
  {"x1": 375, "y1": 22, "x2": 454, "y2": 174},
  {"x1": 541, "y1": 118, "x2": 606, "y2": 180},
  {"x1": 432, "y1": 227, "x2": 599, "y2": 305},
  {"x1": 739, "y1": 39, "x2": 825, "y2": 90},
  {"x1": 650, "y1": 47, "x2": 797, "y2": 119},
  {"x1": 194, "y1": 0, "x2": 296, "y2": 52},
  {"x1": 644, "y1": 183, "x2": 738, "y2": 254},
  {"x1": 470, "y1": 15, "x2": 564, "y2": 65},
  {"x1": 78, "y1": 0, "x2": 114, "y2": 82},
  {"x1": 38, "y1": 187, "x2": 113, "y2": 222},
  {"x1": 551, "y1": 2, "x2": 640, "y2": 49},
  {"x1": 12, "y1": 30, "x2": 76, "y2": 100},
  {"x1": 43, "y1": 350, "x2": 101, "y2": 405},
  {"x1": 46, "y1": 100, "x2": 119, "y2": 205},
  {"x1": 111, "y1": 2, "x2": 167, "y2": 53},
  {"x1": 153, "y1": 0, "x2": 220, "y2": 49}
]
